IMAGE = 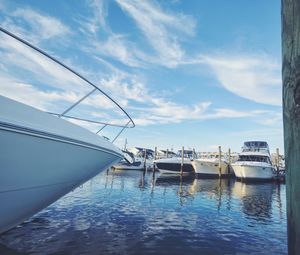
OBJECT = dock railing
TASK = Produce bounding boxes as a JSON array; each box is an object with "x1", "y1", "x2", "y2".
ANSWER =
[{"x1": 0, "y1": 27, "x2": 135, "y2": 143}]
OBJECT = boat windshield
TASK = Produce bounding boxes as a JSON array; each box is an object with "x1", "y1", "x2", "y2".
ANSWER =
[{"x1": 238, "y1": 155, "x2": 271, "y2": 164}]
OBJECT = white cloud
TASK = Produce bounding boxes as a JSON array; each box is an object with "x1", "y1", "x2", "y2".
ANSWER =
[
  {"x1": 0, "y1": 78, "x2": 80, "y2": 111},
  {"x1": 115, "y1": 0, "x2": 196, "y2": 67},
  {"x1": 12, "y1": 8, "x2": 71, "y2": 41},
  {"x1": 196, "y1": 54, "x2": 282, "y2": 106},
  {"x1": 0, "y1": 33, "x2": 87, "y2": 93},
  {"x1": 93, "y1": 34, "x2": 143, "y2": 67},
  {"x1": 86, "y1": 0, "x2": 108, "y2": 34}
]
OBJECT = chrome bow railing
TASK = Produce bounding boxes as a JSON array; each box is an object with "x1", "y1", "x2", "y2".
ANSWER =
[{"x1": 0, "y1": 27, "x2": 135, "y2": 143}]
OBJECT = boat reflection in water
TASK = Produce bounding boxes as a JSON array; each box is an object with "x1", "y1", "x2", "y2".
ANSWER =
[
  {"x1": 154, "y1": 173, "x2": 285, "y2": 222},
  {"x1": 0, "y1": 169, "x2": 287, "y2": 255},
  {"x1": 231, "y1": 181, "x2": 282, "y2": 222}
]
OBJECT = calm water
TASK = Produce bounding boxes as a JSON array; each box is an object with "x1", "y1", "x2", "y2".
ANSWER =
[{"x1": 0, "y1": 170, "x2": 287, "y2": 255}]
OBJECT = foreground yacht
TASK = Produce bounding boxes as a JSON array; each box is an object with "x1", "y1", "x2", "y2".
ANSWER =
[
  {"x1": 0, "y1": 96, "x2": 125, "y2": 234},
  {"x1": 113, "y1": 151, "x2": 144, "y2": 170},
  {"x1": 192, "y1": 154, "x2": 229, "y2": 177},
  {"x1": 231, "y1": 141, "x2": 276, "y2": 181},
  {"x1": 0, "y1": 27, "x2": 134, "y2": 234}
]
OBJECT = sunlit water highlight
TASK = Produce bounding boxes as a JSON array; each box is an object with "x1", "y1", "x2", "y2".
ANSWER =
[{"x1": 0, "y1": 170, "x2": 287, "y2": 255}]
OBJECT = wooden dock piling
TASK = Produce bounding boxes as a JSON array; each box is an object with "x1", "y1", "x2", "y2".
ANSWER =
[
  {"x1": 228, "y1": 148, "x2": 231, "y2": 176},
  {"x1": 218, "y1": 146, "x2": 222, "y2": 178},
  {"x1": 276, "y1": 148, "x2": 280, "y2": 176},
  {"x1": 180, "y1": 146, "x2": 184, "y2": 176},
  {"x1": 144, "y1": 149, "x2": 147, "y2": 170},
  {"x1": 282, "y1": 0, "x2": 300, "y2": 253},
  {"x1": 154, "y1": 147, "x2": 157, "y2": 172}
]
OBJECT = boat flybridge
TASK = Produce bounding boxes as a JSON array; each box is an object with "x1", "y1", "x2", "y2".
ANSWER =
[
  {"x1": 0, "y1": 27, "x2": 135, "y2": 234},
  {"x1": 231, "y1": 141, "x2": 276, "y2": 181}
]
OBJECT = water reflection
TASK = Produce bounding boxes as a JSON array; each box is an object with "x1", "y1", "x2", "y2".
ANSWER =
[
  {"x1": 0, "y1": 169, "x2": 287, "y2": 255},
  {"x1": 232, "y1": 181, "x2": 275, "y2": 221},
  {"x1": 104, "y1": 169, "x2": 285, "y2": 223}
]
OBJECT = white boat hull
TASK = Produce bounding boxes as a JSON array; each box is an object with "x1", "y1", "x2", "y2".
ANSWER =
[
  {"x1": 231, "y1": 163, "x2": 275, "y2": 180},
  {"x1": 192, "y1": 159, "x2": 229, "y2": 177},
  {"x1": 0, "y1": 128, "x2": 121, "y2": 234},
  {"x1": 0, "y1": 96, "x2": 122, "y2": 234}
]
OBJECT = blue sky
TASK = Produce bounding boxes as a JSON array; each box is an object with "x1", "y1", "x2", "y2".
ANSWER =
[{"x1": 0, "y1": 0, "x2": 283, "y2": 153}]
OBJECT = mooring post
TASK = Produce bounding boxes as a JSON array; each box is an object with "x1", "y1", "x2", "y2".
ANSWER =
[
  {"x1": 180, "y1": 146, "x2": 184, "y2": 176},
  {"x1": 228, "y1": 148, "x2": 231, "y2": 176},
  {"x1": 282, "y1": 0, "x2": 300, "y2": 253},
  {"x1": 144, "y1": 149, "x2": 147, "y2": 170},
  {"x1": 166, "y1": 149, "x2": 169, "y2": 158},
  {"x1": 154, "y1": 146, "x2": 157, "y2": 172},
  {"x1": 218, "y1": 146, "x2": 222, "y2": 178},
  {"x1": 276, "y1": 148, "x2": 280, "y2": 176}
]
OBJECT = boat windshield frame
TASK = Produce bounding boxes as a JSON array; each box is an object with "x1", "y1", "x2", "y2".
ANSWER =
[{"x1": 0, "y1": 27, "x2": 135, "y2": 143}]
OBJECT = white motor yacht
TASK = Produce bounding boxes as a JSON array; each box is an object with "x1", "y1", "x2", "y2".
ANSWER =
[
  {"x1": 154, "y1": 150, "x2": 195, "y2": 175},
  {"x1": 0, "y1": 28, "x2": 134, "y2": 234},
  {"x1": 154, "y1": 157, "x2": 194, "y2": 175},
  {"x1": 192, "y1": 154, "x2": 229, "y2": 177},
  {"x1": 231, "y1": 141, "x2": 276, "y2": 181}
]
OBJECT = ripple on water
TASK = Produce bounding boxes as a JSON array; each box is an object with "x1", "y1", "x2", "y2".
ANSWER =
[{"x1": 0, "y1": 170, "x2": 287, "y2": 255}]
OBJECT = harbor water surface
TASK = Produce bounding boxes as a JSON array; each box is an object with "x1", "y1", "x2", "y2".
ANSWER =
[{"x1": 0, "y1": 170, "x2": 287, "y2": 255}]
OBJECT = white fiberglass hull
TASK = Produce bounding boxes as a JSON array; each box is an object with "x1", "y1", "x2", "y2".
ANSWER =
[
  {"x1": 231, "y1": 162, "x2": 275, "y2": 181},
  {"x1": 192, "y1": 159, "x2": 229, "y2": 177},
  {"x1": 0, "y1": 96, "x2": 122, "y2": 234}
]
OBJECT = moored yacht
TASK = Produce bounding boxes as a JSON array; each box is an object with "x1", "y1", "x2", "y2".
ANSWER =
[
  {"x1": 231, "y1": 141, "x2": 276, "y2": 181},
  {"x1": 192, "y1": 153, "x2": 230, "y2": 177},
  {"x1": 154, "y1": 150, "x2": 195, "y2": 175}
]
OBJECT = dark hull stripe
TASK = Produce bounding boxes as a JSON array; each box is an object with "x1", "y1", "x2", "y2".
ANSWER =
[{"x1": 156, "y1": 163, "x2": 194, "y2": 173}]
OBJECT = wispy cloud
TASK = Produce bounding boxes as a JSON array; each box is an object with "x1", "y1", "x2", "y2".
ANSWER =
[
  {"x1": 1, "y1": 7, "x2": 71, "y2": 45},
  {"x1": 116, "y1": 0, "x2": 196, "y2": 67},
  {"x1": 12, "y1": 8, "x2": 71, "y2": 40},
  {"x1": 0, "y1": 78, "x2": 79, "y2": 111},
  {"x1": 84, "y1": 0, "x2": 109, "y2": 34},
  {"x1": 189, "y1": 53, "x2": 282, "y2": 106}
]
